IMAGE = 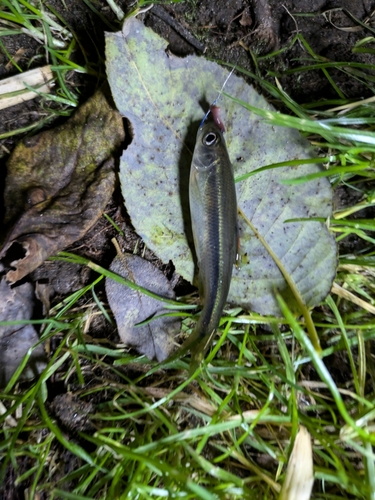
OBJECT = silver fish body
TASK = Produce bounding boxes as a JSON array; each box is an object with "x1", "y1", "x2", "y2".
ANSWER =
[{"x1": 187, "y1": 120, "x2": 238, "y2": 366}]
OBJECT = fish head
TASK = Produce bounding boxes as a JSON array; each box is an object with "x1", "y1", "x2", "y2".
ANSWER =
[{"x1": 192, "y1": 122, "x2": 227, "y2": 173}]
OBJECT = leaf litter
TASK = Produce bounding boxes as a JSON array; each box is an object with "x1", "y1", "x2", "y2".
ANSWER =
[
  {"x1": 105, "y1": 243, "x2": 181, "y2": 362},
  {"x1": 0, "y1": 15, "x2": 339, "y2": 377},
  {"x1": 0, "y1": 277, "x2": 46, "y2": 387},
  {"x1": 0, "y1": 89, "x2": 124, "y2": 384},
  {"x1": 0, "y1": 89, "x2": 124, "y2": 284},
  {"x1": 105, "y1": 17, "x2": 337, "y2": 317}
]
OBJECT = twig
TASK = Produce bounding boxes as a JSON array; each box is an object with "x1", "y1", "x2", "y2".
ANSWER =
[{"x1": 151, "y1": 5, "x2": 206, "y2": 53}]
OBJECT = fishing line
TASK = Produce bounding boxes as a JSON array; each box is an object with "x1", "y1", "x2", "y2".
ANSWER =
[{"x1": 199, "y1": 66, "x2": 236, "y2": 128}]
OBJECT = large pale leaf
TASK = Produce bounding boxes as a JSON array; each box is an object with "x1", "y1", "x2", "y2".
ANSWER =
[{"x1": 105, "y1": 18, "x2": 336, "y2": 316}]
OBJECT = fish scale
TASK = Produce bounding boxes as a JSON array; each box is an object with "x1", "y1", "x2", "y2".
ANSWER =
[{"x1": 197, "y1": 156, "x2": 233, "y2": 332}]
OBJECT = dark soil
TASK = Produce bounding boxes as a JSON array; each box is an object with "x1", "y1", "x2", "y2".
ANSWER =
[{"x1": 0, "y1": 1, "x2": 375, "y2": 496}]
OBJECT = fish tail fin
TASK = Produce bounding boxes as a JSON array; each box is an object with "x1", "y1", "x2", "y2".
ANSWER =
[
  {"x1": 189, "y1": 329, "x2": 216, "y2": 373},
  {"x1": 163, "y1": 323, "x2": 216, "y2": 373}
]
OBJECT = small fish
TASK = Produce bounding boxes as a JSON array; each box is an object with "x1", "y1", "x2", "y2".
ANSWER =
[{"x1": 172, "y1": 107, "x2": 238, "y2": 370}]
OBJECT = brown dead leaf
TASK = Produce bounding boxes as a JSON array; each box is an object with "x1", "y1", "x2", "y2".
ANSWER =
[
  {"x1": 105, "y1": 252, "x2": 180, "y2": 362},
  {"x1": 239, "y1": 8, "x2": 253, "y2": 27},
  {"x1": 0, "y1": 89, "x2": 124, "y2": 283},
  {"x1": 5, "y1": 48, "x2": 26, "y2": 71}
]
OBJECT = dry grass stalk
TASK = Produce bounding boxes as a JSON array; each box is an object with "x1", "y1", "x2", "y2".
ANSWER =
[{"x1": 0, "y1": 65, "x2": 54, "y2": 111}]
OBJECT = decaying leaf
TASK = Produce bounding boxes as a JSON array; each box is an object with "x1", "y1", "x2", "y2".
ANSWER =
[
  {"x1": 105, "y1": 252, "x2": 180, "y2": 361},
  {"x1": 0, "y1": 89, "x2": 124, "y2": 284},
  {"x1": 0, "y1": 278, "x2": 46, "y2": 387},
  {"x1": 105, "y1": 18, "x2": 337, "y2": 316}
]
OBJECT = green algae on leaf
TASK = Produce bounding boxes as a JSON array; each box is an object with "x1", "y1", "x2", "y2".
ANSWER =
[{"x1": 105, "y1": 18, "x2": 336, "y2": 316}]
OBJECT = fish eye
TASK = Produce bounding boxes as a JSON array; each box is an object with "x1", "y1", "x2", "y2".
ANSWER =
[{"x1": 203, "y1": 132, "x2": 220, "y2": 146}]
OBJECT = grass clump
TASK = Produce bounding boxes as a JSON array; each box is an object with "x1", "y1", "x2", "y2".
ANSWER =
[
  {"x1": 0, "y1": 0, "x2": 116, "y2": 141},
  {"x1": 1, "y1": 2, "x2": 375, "y2": 499}
]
